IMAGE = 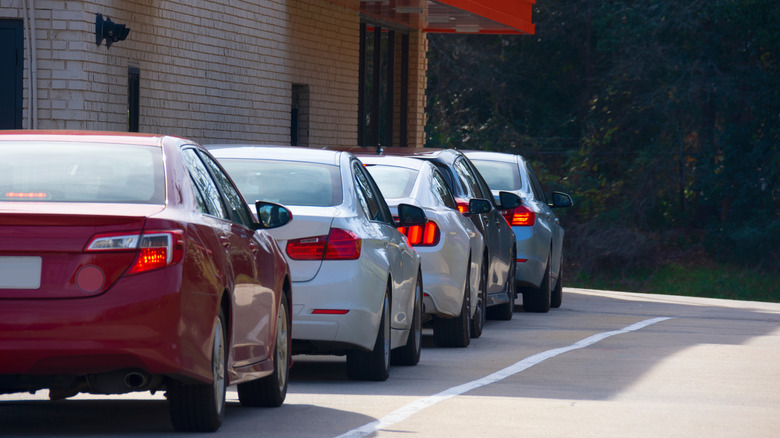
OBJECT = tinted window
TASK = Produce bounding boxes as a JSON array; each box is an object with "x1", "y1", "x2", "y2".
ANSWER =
[
  {"x1": 219, "y1": 159, "x2": 343, "y2": 207},
  {"x1": 353, "y1": 161, "x2": 393, "y2": 224},
  {"x1": 365, "y1": 165, "x2": 418, "y2": 199},
  {"x1": 197, "y1": 151, "x2": 254, "y2": 228},
  {"x1": 0, "y1": 141, "x2": 163, "y2": 203},
  {"x1": 470, "y1": 159, "x2": 522, "y2": 191},
  {"x1": 525, "y1": 162, "x2": 546, "y2": 203},
  {"x1": 182, "y1": 148, "x2": 229, "y2": 220},
  {"x1": 431, "y1": 169, "x2": 458, "y2": 210},
  {"x1": 453, "y1": 158, "x2": 482, "y2": 198}
]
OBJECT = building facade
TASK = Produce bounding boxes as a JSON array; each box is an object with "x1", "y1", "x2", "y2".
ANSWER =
[{"x1": 0, "y1": 0, "x2": 534, "y2": 147}]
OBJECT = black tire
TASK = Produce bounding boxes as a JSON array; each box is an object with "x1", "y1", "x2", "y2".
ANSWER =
[
  {"x1": 469, "y1": 258, "x2": 487, "y2": 338},
  {"x1": 524, "y1": 253, "x2": 551, "y2": 313},
  {"x1": 346, "y1": 291, "x2": 390, "y2": 381},
  {"x1": 393, "y1": 273, "x2": 422, "y2": 366},
  {"x1": 433, "y1": 270, "x2": 470, "y2": 348},
  {"x1": 238, "y1": 291, "x2": 290, "y2": 407},
  {"x1": 551, "y1": 263, "x2": 563, "y2": 309},
  {"x1": 168, "y1": 308, "x2": 227, "y2": 432}
]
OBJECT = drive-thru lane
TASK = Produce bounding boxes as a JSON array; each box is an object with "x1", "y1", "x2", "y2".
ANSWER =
[{"x1": 2, "y1": 288, "x2": 779, "y2": 437}]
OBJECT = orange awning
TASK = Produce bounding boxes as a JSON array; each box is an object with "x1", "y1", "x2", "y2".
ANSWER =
[{"x1": 326, "y1": 0, "x2": 535, "y2": 35}]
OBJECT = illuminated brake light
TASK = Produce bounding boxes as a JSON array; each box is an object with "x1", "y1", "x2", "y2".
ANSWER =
[
  {"x1": 86, "y1": 230, "x2": 185, "y2": 274},
  {"x1": 455, "y1": 199, "x2": 470, "y2": 215},
  {"x1": 4, "y1": 192, "x2": 49, "y2": 199},
  {"x1": 286, "y1": 228, "x2": 361, "y2": 260},
  {"x1": 502, "y1": 205, "x2": 535, "y2": 227},
  {"x1": 398, "y1": 221, "x2": 440, "y2": 246}
]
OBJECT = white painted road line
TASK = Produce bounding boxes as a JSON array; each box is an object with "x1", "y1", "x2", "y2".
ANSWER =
[{"x1": 335, "y1": 316, "x2": 674, "y2": 438}]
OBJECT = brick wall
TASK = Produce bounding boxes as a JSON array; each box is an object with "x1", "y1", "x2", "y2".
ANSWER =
[{"x1": 1, "y1": 0, "x2": 362, "y2": 146}]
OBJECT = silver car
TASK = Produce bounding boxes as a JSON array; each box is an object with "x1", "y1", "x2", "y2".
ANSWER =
[
  {"x1": 209, "y1": 145, "x2": 424, "y2": 381},
  {"x1": 360, "y1": 155, "x2": 487, "y2": 347},
  {"x1": 465, "y1": 151, "x2": 573, "y2": 313}
]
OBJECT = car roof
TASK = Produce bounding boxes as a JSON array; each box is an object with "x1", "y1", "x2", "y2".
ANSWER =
[
  {"x1": 462, "y1": 150, "x2": 525, "y2": 163},
  {"x1": 0, "y1": 130, "x2": 173, "y2": 147},
  {"x1": 358, "y1": 155, "x2": 428, "y2": 171},
  {"x1": 208, "y1": 144, "x2": 347, "y2": 166}
]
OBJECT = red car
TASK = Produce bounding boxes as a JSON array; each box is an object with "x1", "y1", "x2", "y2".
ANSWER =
[{"x1": 0, "y1": 131, "x2": 293, "y2": 432}]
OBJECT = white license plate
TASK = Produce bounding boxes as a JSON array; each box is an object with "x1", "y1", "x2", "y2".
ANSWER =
[{"x1": 0, "y1": 256, "x2": 42, "y2": 289}]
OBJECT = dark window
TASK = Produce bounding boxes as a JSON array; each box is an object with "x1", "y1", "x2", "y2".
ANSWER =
[
  {"x1": 197, "y1": 151, "x2": 255, "y2": 228},
  {"x1": 291, "y1": 84, "x2": 309, "y2": 146},
  {"x1": 182, "y1": 148, "x2": 228, "y2": 219},
  {"x1": 431, "y1": 169, "x2": 458, "y2": 210},
  {"x1": 0, "y1": 20, "x2": 23, "y2": 129},
  {"x1": 526, "y1": 162, "x2": 547, "y2": 203},
  {"x1": 358, "y1": 22, "x2": 410, "y2": 147},
  {"x1": 128, "y1": 66, "x2": 140, "y2": 132}
]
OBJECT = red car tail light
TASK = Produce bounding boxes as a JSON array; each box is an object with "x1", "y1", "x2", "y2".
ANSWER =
[
  {"x1": 286, "y1": 228, "x2": 361, "y2": 261},
  {"x1": 502, "y1": 205, "x2": 535, "y2": 227},
  {"x1": 86, "y1": 230, "x2": 185, "y2": 275},
  {"x1": 398, "y1": 221, "x2": 440, "y2": 246},
  {"x1": 455, "y1": 198, "x2": 470, "y2": 215}
]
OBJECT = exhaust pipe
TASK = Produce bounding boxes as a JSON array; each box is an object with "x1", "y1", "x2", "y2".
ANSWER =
[{"x1": 124, "y1": 371, "x2": 149, "y2": 389}]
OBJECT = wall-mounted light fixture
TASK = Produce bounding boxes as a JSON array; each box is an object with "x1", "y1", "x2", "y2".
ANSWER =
[{"x1": 95, "y1": 13, "x2": 130, "y2": 48}]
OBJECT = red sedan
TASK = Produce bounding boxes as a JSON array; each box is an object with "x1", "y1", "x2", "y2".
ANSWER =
[{"x1": 0, "y1": 131, "x2": 293, "y2": 432}]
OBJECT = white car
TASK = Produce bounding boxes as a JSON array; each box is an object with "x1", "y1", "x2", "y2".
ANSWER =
[
  {"x1": 209, "y1": 145, "x2": 424, "y2": 381},
  {"x1": 360, "y1": 156, "x2": 487, "y2": 347}
]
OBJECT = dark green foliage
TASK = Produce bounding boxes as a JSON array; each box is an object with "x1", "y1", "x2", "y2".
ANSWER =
[{"x1": 426, "y1": 0, "x2": 780, "y2": 271}]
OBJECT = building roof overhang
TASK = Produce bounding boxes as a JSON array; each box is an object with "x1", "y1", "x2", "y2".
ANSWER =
[{"x1": 325, "y1": 0, "x2": 535, "y2": 35}]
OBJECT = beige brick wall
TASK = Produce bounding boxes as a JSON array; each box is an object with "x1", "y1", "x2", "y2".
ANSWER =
[
  {"x1": 2, "y1": 0, "x2": 362, "y2": 146},
  {"x1": 1, "y1": 1, "x2": 430, "y2": 147}
]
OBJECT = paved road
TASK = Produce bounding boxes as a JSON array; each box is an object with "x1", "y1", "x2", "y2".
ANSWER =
[{"x1": 3, "y1": 288, "x2": 780, "y2": 437}]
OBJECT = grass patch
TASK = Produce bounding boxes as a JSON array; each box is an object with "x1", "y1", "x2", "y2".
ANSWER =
[{"x1": 570, "y1": 263, "x2": 780, "y2": 303}]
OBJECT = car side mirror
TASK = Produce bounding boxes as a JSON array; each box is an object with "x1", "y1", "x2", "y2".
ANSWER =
[
  {"x1": 255, "y1": 201, "x2": 293, "y2": 229},
  {"x1": 397, "y1": 203, "x2": 426, "y2": 227},
  {"x1": 468, "y1": 198, "x2": 492, "y2": 215},
  {"x1": 549, "y1": 192, "x2": 573, "y2": 208},
  {"x1": 499, "y1": 191, "x2": 522, "y2": 209}
]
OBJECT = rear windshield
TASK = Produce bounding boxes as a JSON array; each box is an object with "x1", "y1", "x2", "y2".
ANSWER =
[
  {"x1": 219, "y1": 159, "x2": 343, "y2": 206},
  {"x1": 0, "y1": 141, "x2": 164, "y2": 203},
  {"x1": 364, "y1": 165, "x2": 419, "y2": 199},
  {"x1": 469, "y1": 159, "x2": 522, "y2": 191}
]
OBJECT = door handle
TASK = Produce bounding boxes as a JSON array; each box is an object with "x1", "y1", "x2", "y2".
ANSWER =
[{"x1": 219, "y1": 235, "x2": 230, "y2": 248}]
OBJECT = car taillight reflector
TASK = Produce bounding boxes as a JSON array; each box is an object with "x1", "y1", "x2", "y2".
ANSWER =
[
  {"x1": 286, "y1": 228, "x2": 361, "y2": 261},
  {"x1": 398, "y1": 221, "x2": 440, "y2": 246},
  {"x1": 86, "y1": 230, "x2": 185, "y2": 275},
  {"x1": 312, "y1": 309, "x2": 350, "y2": 315},
  {"x1": 502, "y1": 205, "x2": 535, "y2": 226}
]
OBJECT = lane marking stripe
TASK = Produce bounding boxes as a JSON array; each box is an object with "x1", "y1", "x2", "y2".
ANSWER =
[{"x1": 336, "y1": 316, "x2": 673, "y2": 438}]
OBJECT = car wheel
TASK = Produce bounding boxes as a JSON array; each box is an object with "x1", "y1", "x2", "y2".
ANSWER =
[
  {"x1": 433, "y1": 270, "x2": 470, "y2": 348},
  {"x1": 470, "y1": 258, "x2": 487, "y2": 338},
  {"x1": 393, "y1": 272, "x2": 422, "y2": 366},
  {"x1": 238, "y1": 291, "x2": 290, "y2": 407},
  {"x1": 551, "y1": 263, "x2": 563, "y2": 309},
  {"x1": 168, "y1": 308, "x2": 227, "y2": 432},
  {"x1": 524, "y1": 252, "x2": 551, "y2": 313},
  {"x1": 346, "y1": 291, "x2": 391, "y2": 381}
]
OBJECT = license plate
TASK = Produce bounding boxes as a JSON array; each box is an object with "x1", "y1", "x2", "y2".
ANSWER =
[{"x1": 0, "y1": 256, "x2": 42, "y2": 289}]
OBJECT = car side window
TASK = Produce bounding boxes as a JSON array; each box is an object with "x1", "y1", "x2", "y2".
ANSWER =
[
  {"x1": 525, "y1": 162, "x2": 547, "y2": 203},
  {"x1": 464, "y1": 159, "x2": 498, "y2": 206},
  {"x1": 182, "y1": 148, "x2": 229, "y2": 220},
  {"x1": 453, "y1": 158, "x2": 482, "y2": 199},
  {"x1": 352, "y1": 161, "x2": 392, "y2": 224},
  {"x1": 431, "y1": 169, "x2": 458, "y2": 210},
  {"x1": 197, "y1": 150, "x2": 255, "y2": 228}
]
